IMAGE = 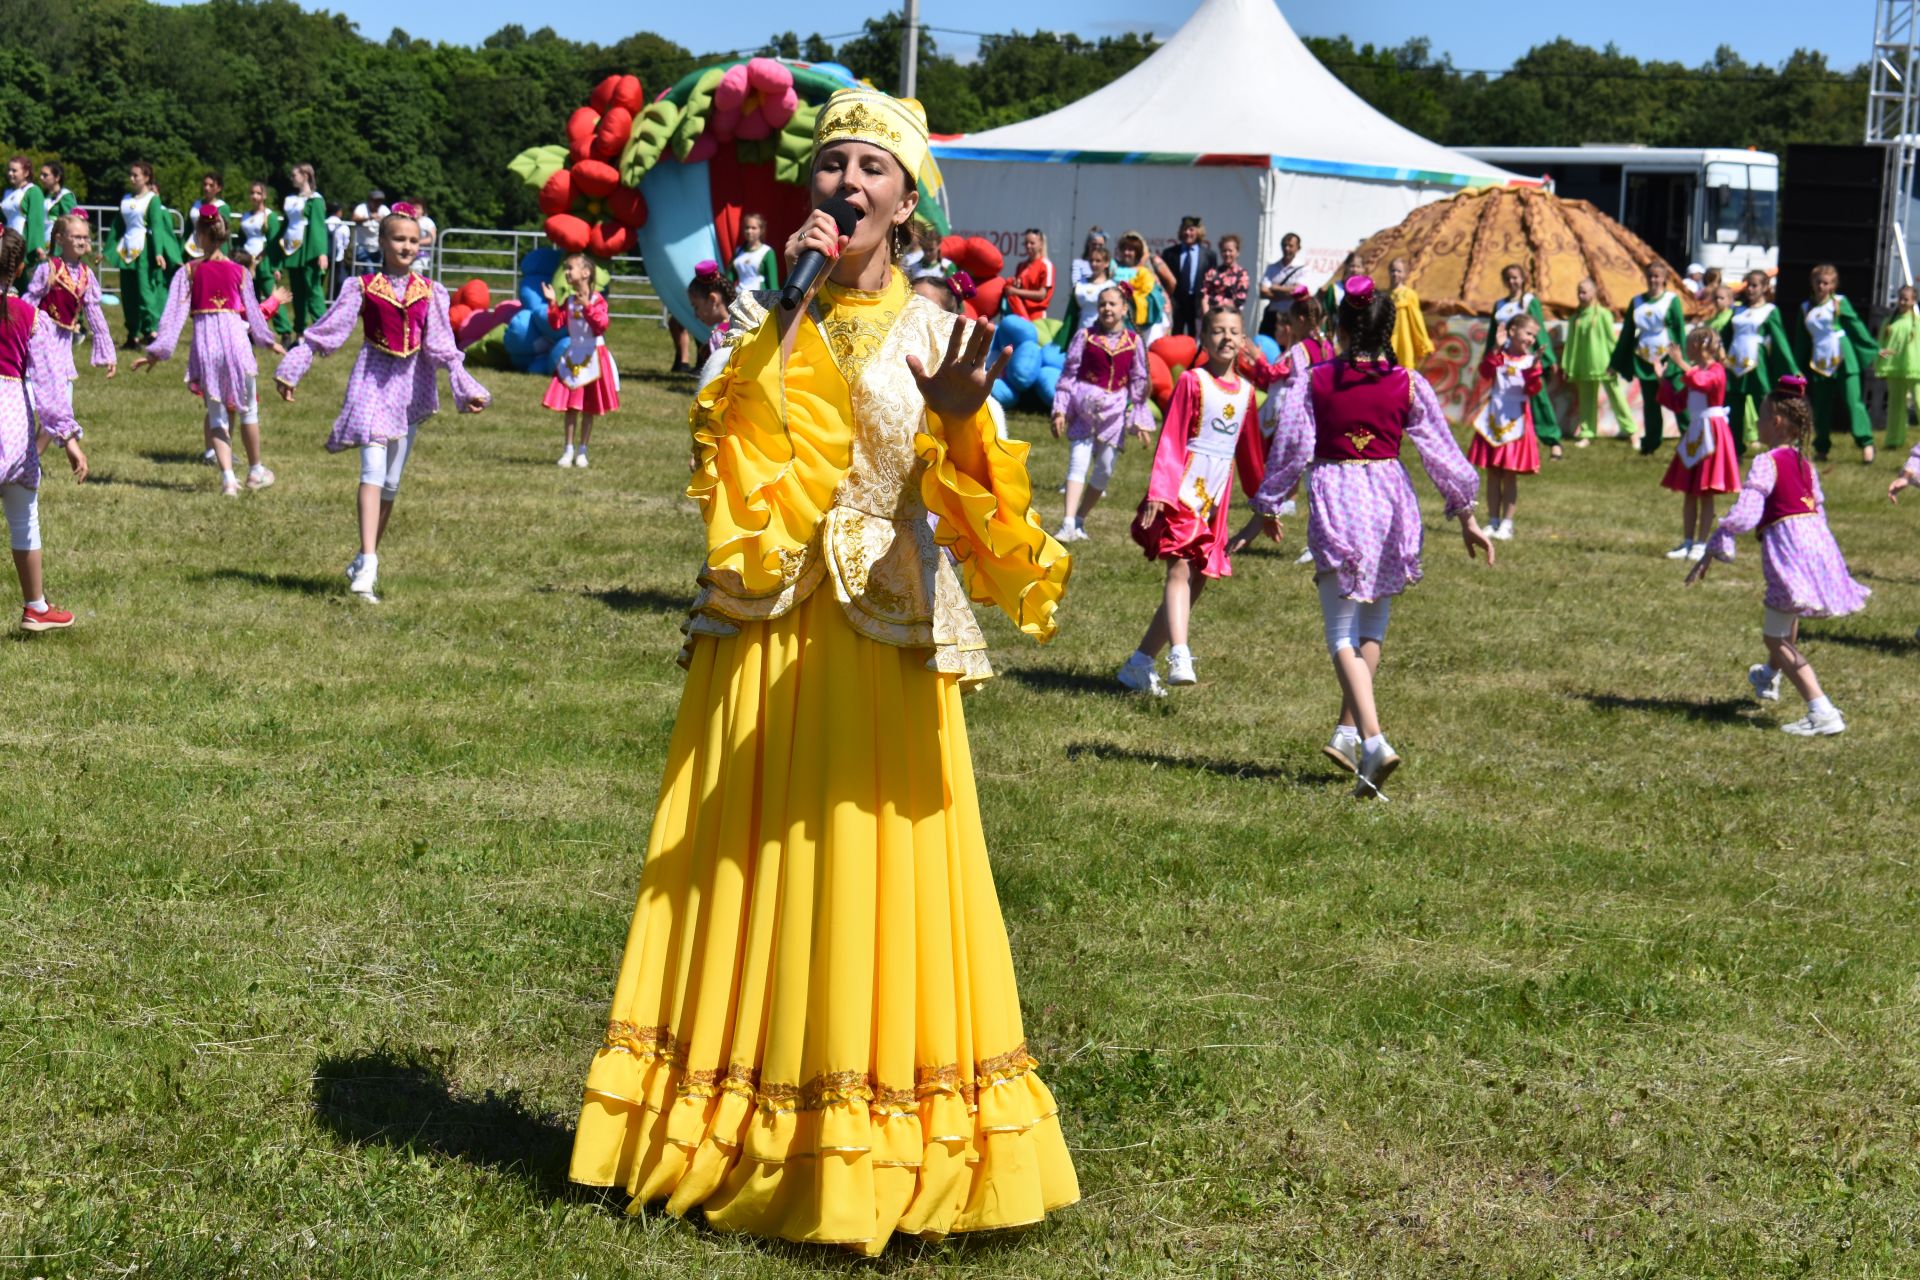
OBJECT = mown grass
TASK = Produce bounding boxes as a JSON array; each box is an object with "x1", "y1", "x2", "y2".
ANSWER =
[{"x1": 3, "y1": 318, "x2": 1918, "y2": 1279}]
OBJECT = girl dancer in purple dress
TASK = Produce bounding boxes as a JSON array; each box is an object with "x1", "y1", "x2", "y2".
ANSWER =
[
  {"x1": 1253, "y1": 277, "x2": 1494, "y2": 798},
  {"x1": 1689, "y1": 375, "x2": 1869, "y2": 735},
  {"x1": 22, "y1": 214, "x2": 115, "y2": 403},
  {"x1": 1050, "y1": 284, "x2": 1152, "y2": 542},
  {"x1": 1889, "y1": 438, "x2": 1920, "y2": 641},
  {"x1": 0, "y1": 230, "x2": 89, "y2": 632},
  {"x1": 132, "y1": 203, "x2": 284, "y2": 496},
  {"x1": 275, "y1": 211, "x2": 488, "y2": 602}
]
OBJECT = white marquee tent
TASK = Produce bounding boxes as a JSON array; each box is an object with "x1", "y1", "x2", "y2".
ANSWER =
[{"x1": 929, "y1": 0, "x2": 1530, "y2": 317}]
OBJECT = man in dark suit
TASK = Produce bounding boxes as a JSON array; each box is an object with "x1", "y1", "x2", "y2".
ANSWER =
[{"x1": 1160, "y1": 216, "x2": 1217, "y2": 340}]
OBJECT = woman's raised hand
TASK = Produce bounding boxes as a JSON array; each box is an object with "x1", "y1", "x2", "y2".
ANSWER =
[{"x1": 906, "y1": 317, "x2": 1013, "y2": 421}]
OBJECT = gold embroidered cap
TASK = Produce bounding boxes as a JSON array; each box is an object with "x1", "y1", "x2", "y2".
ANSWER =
[{"x1": 812, "y1": 87, "x2": 930, "y2": 184}]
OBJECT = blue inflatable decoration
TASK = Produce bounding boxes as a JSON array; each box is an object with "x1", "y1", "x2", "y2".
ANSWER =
[
  {"x1": 1035, "y1": 364, "x2": 1061, "y2": 405},
  {"x1": 1039, "y1": 344, "x2": 1065, "y2": 371},
  {"x1": 1005, "y1": 339, "x2": 1042, "y2": 393},
  {"x1": 989, "y1": 378, "x2": 1015, "y2": 408},
  {"x1": 634, "y1": 158, "x2": 721, "y2": 343},
  {"x1": 491, "y1": 249, "x2": 566, "y2": 372},
  {"x1": 1256, "y1": 334, "x2": 1281, "y2": 362},
  {"x1": 993, "y1": 313, "x2": 1037, "y2": 352}
]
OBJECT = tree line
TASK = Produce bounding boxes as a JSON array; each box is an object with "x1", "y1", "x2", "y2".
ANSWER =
[{"x1": 0, "y1": 0, "x2": 1868, "y2": 233}]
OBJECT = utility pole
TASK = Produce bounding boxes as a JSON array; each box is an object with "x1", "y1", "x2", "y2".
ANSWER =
[{"x1": 900, "y1": 0, "x2": 920, "y2": 100}]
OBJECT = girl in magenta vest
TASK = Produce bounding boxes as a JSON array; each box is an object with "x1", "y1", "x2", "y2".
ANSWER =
[
  {"x1": 1688, "y1": 376, "x2": 1868, "y2": 736},
  {"x1": 1118, "y1": 304, "x2": 1266, "y2": 695},
  {"x1": 1468, "y1": 311, "x2": 1544, "y2": 541},
  {"x1": 275, "y1": 211, "x2": 489, "y2": 603},
  {"x1": 132, "y1": 204, "x2": 284, "y2": 497},
  {"x1": 1652, "y1": 327, "x2": 1741, "y2": 561},
  {"x1": 1230, "y1": 290, "x2": 1333, "y2": 557},
  {"x1": 1050, "y1": 284, "x2": 1152, "y2": 542},
  {"x1": 0, "y1": 230, "x2": 89, "y2": 632},
  {"x1": 1890, "y1": 441, "x2": 1920, "y2": 643},
  {"x1": 1252, "y1": 277, "x2": 1493, "y2": 798},
  {"x1": 22, "y1": 213, "x2": 115, "y2": 406}
]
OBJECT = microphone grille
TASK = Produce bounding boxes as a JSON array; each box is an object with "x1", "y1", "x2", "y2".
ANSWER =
[{"x1": 821, "y1": 195, "x2": 861, "y2": 237}]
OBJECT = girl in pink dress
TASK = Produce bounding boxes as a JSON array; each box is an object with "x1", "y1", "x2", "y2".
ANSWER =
[
  {"x1": 0, "y1": 230, "x2": 89, "y2": 632},
  {"x1": 1689, "y1": 377, "x2": 1867, "y2": 736},
  {"x1": 1253, "y1": 277, "x2": 1492, "y2": 798},
  {"x1": 22, "y1": 214, "x2": 115, "y2": 416},
  {"x1": 275, "y1": 211, "x2": 489, "y2": 603},
  {"x1": 1230, "y1": 290, "x2": 1333, "y2": 556},
  {"x1": 132, "y1": 203, "x2": 284, "y2": 496},
  {"x1": 1653, "y1": 328, "x2": 1742, "y2": 561},
  {"x1": 1050, "y1": 284, "x2": 1152, "y2": 542},
  {"x1": 1118, "y1": 305, "x2": 1266, "y2": 694},
  {"x1": 1469, "y1": 311, "x2": 1543, "y2": 541},
  {"x1": 541, "y1": 252, "x2": 620, "y2": 469}
]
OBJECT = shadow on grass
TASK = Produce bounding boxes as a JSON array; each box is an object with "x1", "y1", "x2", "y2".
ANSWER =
[
  {"x1": 1567, "y1": 690, "x2": 1754, "y2": 724},
  {"x1": 311, "y1": 1046, "x2": 579, "y2": 1199},
  {"x1": 139, "y1": 448, "x2": 212, "y2": 467},
  {"x1": 201, "y1": 568, "x2": 339, "y2": 596},
  {"x1": 999, "y1": 666, "x2": 1133, "y2": 697},
  {"x1": 85, "y1": 470, "x2": 200, "y2": 493},
  {"x1": 622, "y1": 369, "x2": 700, "y2": 390},
  {"x1": 583, "y1": 586, "x2": 691, "y2": 615},
  {"x1": 1808, "y1": 628, "x2": 1918, "y2": 655},
  {"x1": 1065, "y1": 739, "x2": 1324, "y2": 785}
]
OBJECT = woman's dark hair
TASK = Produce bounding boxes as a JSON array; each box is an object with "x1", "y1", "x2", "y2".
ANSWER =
[
  {"x1": 1339, "y1": 287, "x2": 1397, "y2": 364},
  {"x1": 0, "y1": 230, "x2": 23, "y2": 334},
  {"x1": 40, "y1": 160, "x2": 63, "y2": 183}
]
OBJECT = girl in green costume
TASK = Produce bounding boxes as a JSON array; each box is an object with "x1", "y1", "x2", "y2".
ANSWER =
[
  {"x1": 1485, "y1": 263, "x2": 1563, "y2": 458},
  {"x1": 3, "y1": 156, "x2": 46, "y2": 290},
  {"x1": 1725, "y1": 270, "x2": 1799, "y2": 454},
  {"x1": 278, "y1": 164, "x2": 329, "y2": 337},
  {"x1": 1791, "y1": 263, "x2": 1879, "y2": 463},
  {"x1": 36, "y1": 162, "x2": 76, "y2": 266},
  {"x1": 1876, "y1": 284, "x2": 1920, "y2": 452},
  {"x1": 238, "y1": 181, "x2": 291, "y2": 339},
  {"x1": 185, "y1": 172, "x2": 236, "y2": 262},
  {"x1": 1609, "y1": 261, "x2": 1689, "y2": 454},
  {"x1": 1559, "y1": 277, "x2": 1634, "y2": 445},
  {"x1": 111, "y1": 161, "x2": 183, "y2": 347}
]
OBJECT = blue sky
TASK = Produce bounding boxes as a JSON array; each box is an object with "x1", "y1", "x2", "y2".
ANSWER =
[{"x1": 212, "y1": 0, "x2": 1864, "y2": 69}]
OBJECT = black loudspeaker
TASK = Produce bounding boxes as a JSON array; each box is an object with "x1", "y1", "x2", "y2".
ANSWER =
[{"x1": 1780, "y1": 143, "x2": 1885, "y2": 317}]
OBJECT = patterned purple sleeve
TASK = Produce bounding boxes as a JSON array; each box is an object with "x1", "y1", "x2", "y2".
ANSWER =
[
  {"x1": 1706, "y1": 451, "x2": 1773, "y2": 562},
  {"x1": 239, "y1": 272, "x2": 277, "y2": 349},
  {"x1": 275, "y1": 278, "x2": 363, "y2": 387},
  {"x1": 27, "y1": 315, "x2": 79, "y2": 440},
  {"x1": 1405, "y1": 376, "x2": 1479, "y2": 518},
  {"x1": 21, "y1": 264, "x2": 49, "y2": 307},
  {"x1": 143, "y1": 269, "x2": 192, "y2": 363},
  {"x1": 1051, "y1": 328, "x2": 1084, "y2": 419},
  {"x1": 1128, "y1": 335, "x2": 1153, "y2": 432},
  {"x1": 83, "y1": 273, "x2": 113, "y2": 367},
  {"x1": 1906, "y1": 441, "x2": 1920, "y2": 480},
  {"x1": 1253, "y1": 371, "x2": 1314, "y2": 514},
  {"x1": 425, "y1": 283, "x2": 488, "y2": 409}
]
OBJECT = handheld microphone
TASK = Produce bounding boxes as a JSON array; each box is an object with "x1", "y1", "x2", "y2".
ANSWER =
[{"x1": 779, "y1": 196, "x2": 860, "y2": 311}]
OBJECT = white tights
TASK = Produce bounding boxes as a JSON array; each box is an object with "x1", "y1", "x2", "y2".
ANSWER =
[
  {"x1": 1066, "y1": 436, "x2": 1118, "y2": 491},
  {"x1": 205, "y1": 378, "x2": 260, "y2": 438},
  {"x1": 358, "y1": 425, "x2": 419, "y2": 502},
  {"x1": 1, "y1": 484, "x2": 39, "y2": 552},
  {"x1": 1316, "y1": 573, "x2": 1390, "y2": 657}
]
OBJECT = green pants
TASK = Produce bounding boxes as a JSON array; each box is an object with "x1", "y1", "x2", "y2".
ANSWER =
[
  {"x1": 1884, "y1": 375, "x2": 1915, "y2": 451},
  {"x1": 285, "y1": 259, "x2": 327, "y2": 334},
  {"x1": 1729, "y1": 391, "x2": 1764, "y2": 455},
  {"x1": 118, "y1": 254, "x2": 169, "y2": 342},
  {"x1": 1570, "y1": 380, "x2": 1636, "y2": 441},
  {"x1": 1530, "y1": 387, "x2": 1561, "y2": 446},
  {"x1": 1637, "y1": 375, "x2": 1686, "y2": 454},
  {"x1": 253, "y1": 261, "x2": 293, "y2": 339},
  {"x1": 1810, "y1": 371, "x2": 1872, "y2": 456}
]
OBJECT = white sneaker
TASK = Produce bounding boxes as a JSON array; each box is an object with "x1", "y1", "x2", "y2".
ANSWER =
[
  {"x1": 1686, "y1": 543, "x2": 1706, "y2": 561},
  {"x1": 1166, "y1": 650, "x2": 1197, "y2": 686},
  {"x1": 1294, "y1": 547, "x2": 1314, "y2": 565},
  {"x1": 1052, "y1": 521, "x2": 1081, "y2": 543},
  {"x1": 1782, "y1": 708, "x2": 1845, "y2": 736},
  {"x1": 1665, "y1": 541, "x2": 1694, "y2": 560},
  {"x1": 1323, "y1": 733, "x2": 1360, "y2": 774},
  {"x1": 557, "y1": 446, "x2": 575, "y2": 467},
  {"x1": 348, "y1": 560, "x2": 380, "y2": 602},
  {"x1": 345, "y1": 553, "x2": 365, "y2": 582},
  {"x1": 1746, "y1": 664, "x2": 1782, "y2": 702},
  {"x1": 221, "y1": 479, "x2": 241, "y2": 498},
  {"x1": 246, "y1": 466, "x2": 275, "y2": 491},
  {"x1": 574, "y1": 452, "x2": 590, "y2": 468},
  {"x1": 1352, "y1": 739, "x2": 1402, "y2": 799},
  {"x1": 1116, "y1": 655, "x2": 1165, "y2": 697},
  {"x1": 1491, "y1": 520, "x2": 1514, "y2": 541},
  {"x1": 202, "y1": 447, "x2": 217, "y2": 465}
]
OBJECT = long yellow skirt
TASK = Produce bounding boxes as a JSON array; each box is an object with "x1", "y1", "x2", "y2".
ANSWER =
[{"x1": 569, "y1": 588, "x2": 1079, "y2": 1253}]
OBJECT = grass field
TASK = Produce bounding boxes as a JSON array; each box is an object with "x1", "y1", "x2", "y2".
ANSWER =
[{"x1": 4, "y1": 317, "x2": 1919, "y2": 1279}]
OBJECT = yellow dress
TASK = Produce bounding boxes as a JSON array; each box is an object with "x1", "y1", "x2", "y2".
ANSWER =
[
  {"x1": 1391, "y1": 284, "x2": 1435, "y2": 371},
  {"x1": 568, "y1": 268, "x2": 1079, "y2": 1254}
]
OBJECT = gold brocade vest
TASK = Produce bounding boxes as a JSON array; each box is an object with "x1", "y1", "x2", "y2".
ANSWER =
[{"x1": 686, "y1": 284, "x2": 993, "y2": 684}]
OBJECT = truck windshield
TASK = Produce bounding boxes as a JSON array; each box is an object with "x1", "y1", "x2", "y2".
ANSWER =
[{"x1": 1706, "y1": 161, "x2": 1776, "y2": 249}]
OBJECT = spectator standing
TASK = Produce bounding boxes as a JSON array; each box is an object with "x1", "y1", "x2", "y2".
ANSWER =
[
  {"x1": 1005, "y1": 228, "x2": 1056, "y2": 321},
  {"x1": 1200, "y1": 233, "x2": 1250, "y2": 319},
  {"x1": 36, "y1": 163, "x2": 76, "y2": 264},
  {"x1": 1071, "y1": 227, "x2": 1108, "y2": 288},
  {"x1": 1159, "y1": 216, "x2": 1216, "y2": 340},
  {"x1": 404, "y1": 197, "x2": 436, "y2": 274},
  {"x1": 1258, "y1": 231, "x2": 1307, "y2": 341},
  {"x1": 351, "y1": 189, "x2": 390, "y2": 273}
]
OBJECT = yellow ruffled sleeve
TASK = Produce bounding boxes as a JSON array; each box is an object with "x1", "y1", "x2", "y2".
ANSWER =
[
  {"x1": 687, "y1": 313, "x2": 853, "y2": 594},
  {"x1": 916, "y1": 407, "x2": 1072, "y2": 642}
]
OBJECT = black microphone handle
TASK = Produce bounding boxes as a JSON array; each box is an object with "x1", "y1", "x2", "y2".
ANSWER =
[{"x1": 780, "y1": 249, "x2": 828, "y2": 311}]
